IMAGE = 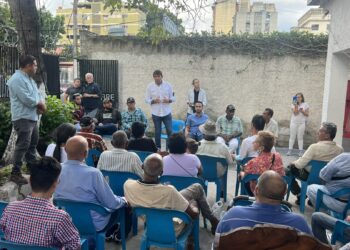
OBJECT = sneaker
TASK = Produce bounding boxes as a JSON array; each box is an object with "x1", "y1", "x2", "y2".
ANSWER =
[
  {"x1": 298, "y1": 150, "x2": 304, "y2": 157},
  {"x1": 286, "y1": 150, "x2": 292, "y2": 156},
  {"x1": 9, "y1": 173, "x2": 28, "y2": 185}
]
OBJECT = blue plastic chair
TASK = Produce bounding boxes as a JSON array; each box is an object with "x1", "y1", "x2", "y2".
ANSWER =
[
  {"x1": 129, "y1": 150, "x2": 153, "y2": 162},
  {"x1": 54, "y1": 199, "x2": 126, "y2": 250},
  {"x1": 196, "y1": 155, "x2": 229, "y2": 201},
  {"x1": 101, "y1": 170, "x2": 140, "y2": 196},
  {"x1": 240, "y1": 174, "x2": 292, "y2": 200},
  {"x1": 134, "y1": 207, "x2": 199, "y2": 250},
  {"x1": 232, "y1": 195, "x2": 292, "y2": 212},
  {"x1": 315, "y1": 188, "x2": 350, "y2": 220},
  {"x1": 295, "y1": 160, "x2": 328, "y2": 213},
  {"x1": 235, "y1": 157, "x2": 254, "y2": 196},
  {"x1": 161, "y1": 119, "x2": 185, "y2": 140},
  {"x1": 85, "y1": 148, "x2": 102, "y2": 167},
  {"x1": 0, "y1": 239, "x2": 88, "y2": 250},
  {"x1": 101, "y1": 170, "x2": 140, "y2": 235},
  {"x1": 331, "y1": 220, "x2": 350, "y2": 245}
]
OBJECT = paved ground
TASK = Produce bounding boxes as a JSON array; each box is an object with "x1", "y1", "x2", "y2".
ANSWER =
[{"x1": 103, "y1": 144, "x2": 315, "y2": 250}]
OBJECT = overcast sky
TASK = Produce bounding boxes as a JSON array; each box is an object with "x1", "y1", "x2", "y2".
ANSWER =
[{"x1": 45, "y1": 0, "x2": 316, "y2": 33}]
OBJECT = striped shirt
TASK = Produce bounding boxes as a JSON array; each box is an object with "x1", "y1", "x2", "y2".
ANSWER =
[
  {"x1": 0, "y1": 196, "x2": 80, "y2": 250},
  {"x1": 77, "y1": 131, "x2": 107, "y2": 152},
  {"x1": 97, "y1": 148, "x2": 144, "y2": 177},
  {"x1": 216, "y1": 115, "x2": 243, "y2": 135}
]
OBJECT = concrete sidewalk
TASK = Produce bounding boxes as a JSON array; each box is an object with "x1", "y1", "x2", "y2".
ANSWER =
[{"x1": 105, "y1": 147, "x2": 315, "y2": 250}]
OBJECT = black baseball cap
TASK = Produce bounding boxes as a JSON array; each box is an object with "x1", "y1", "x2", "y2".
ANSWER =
[
  {"x1": 127, "y1": 97, "x2": 135, "y2": 103},
  {"x1": 226, "y1": 104, "x2": 236, "y2": 112}
]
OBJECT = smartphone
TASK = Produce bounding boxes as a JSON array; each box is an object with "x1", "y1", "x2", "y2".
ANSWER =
[{"x1": 292, "y1": 95, "x2": 297, "y2": 104}]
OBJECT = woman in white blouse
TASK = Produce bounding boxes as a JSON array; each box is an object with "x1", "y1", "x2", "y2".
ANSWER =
[
  {"x1": 287, "y1": 93, "x2": 310, "y2": 156},
  {"x1": 45, "y1": 123, "x2": 76, "y2": 163}
]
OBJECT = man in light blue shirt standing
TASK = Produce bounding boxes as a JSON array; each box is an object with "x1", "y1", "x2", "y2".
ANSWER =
[{"x1": 6, "y1": 55, "x2": 46, "y2": 185}]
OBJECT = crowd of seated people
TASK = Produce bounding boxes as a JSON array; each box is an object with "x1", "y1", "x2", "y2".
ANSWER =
[{"x1": 1, "y1": 112, "x2": 349, "y2": 249}]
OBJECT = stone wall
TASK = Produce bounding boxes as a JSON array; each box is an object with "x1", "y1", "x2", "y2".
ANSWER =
[{"x1": 80, "y1": 35, "x2": 327, "y2": 148}]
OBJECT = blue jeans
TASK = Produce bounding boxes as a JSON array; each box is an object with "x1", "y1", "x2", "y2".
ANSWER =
[
  {"x1": 95, "y1": 123, "x2": 118, "y2": 136},
  {"x1": 152, "y1": 113, "x2": 172, "y2": 149}
]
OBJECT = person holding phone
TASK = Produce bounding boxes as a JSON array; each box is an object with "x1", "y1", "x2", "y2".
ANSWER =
[{"x1": 287, "y1": 92, "x2": 309, "y2": 156}]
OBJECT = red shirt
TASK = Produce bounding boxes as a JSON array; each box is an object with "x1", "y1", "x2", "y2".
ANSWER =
[
  {"x1": 77, "y1": 131, "x2": 107, "y2": 152},
  {"x1": 243, "y1": 152, "x2": 285, "y2": 192}
]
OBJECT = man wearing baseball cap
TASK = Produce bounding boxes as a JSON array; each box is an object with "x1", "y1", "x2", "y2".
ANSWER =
[
  {"x1": 121, "y1": 97, "x2": 148, "y2": 136},
  {"x1": 95, "y1": 98, "x2": 122, "y2": 136}
]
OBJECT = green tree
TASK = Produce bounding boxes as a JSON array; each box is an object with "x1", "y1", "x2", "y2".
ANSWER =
[
  {"x1": 0, "y1": 5, "x2": 65, "y2": 52},
  {"x1": 39, "y1": 8, "x2": 65, "y2": 52}
]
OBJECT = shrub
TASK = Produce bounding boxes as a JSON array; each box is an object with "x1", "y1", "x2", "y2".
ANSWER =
[{"x1": 40, "y1": 95, "x2": 74, "y2": 141}]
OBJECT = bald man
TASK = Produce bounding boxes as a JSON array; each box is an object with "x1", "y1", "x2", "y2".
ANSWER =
[
  {"x1": 54, "y1": 136, "x2": 128, "y2": 238},
  {"x1": 124, "y1": 153, "x2": 219, "y2": 235},
  {"x1": 215, "y1": 170, "x2": 312, "y2": 238},
  {"x1": 82, "y1": 72, "x2": 102, "y2": 118}
]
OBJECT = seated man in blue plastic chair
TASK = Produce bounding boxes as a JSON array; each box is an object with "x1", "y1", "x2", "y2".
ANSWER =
[
  {"x1": 215, "y1": 170, "x2": 312, "y2": 242},
  {"x1": 286, "y1": 122, "x2": 343, "y2": 205},
  {"x1": 0, "y1": 156, "x2": 80, "y2": 249},
  {"x1": 307, "y1": 153, "x2": 350, "y2": 213},
  {"x1": 185, "y1": 101, "x2": 208, "y2": 142},
  {"x1": 55, "y1": 135, "x2": 129, "y2": 243},
  {"x1": 124, "y1": 153, "x2": 219, "y2": 235}
]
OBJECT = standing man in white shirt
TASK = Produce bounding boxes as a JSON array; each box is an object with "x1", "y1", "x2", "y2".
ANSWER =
[
  {"x1": 263, "y1": 108, "x2": 278, "y2": 139},
  {"x1": 145, "y1": 70, "x2": 175, "y2": 149}
]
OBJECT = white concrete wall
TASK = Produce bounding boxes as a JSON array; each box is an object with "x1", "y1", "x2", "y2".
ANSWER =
[
  {"x1": 80, "y1": 37, "x2": 327, "y2": 147},
  {"x1": 316, "y1": 0, "x2": 350, "y2": 145}
]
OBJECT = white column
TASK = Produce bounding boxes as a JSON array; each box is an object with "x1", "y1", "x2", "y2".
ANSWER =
[{"x1": 321, "y1": 52, "x2": 350, "y2": 144}]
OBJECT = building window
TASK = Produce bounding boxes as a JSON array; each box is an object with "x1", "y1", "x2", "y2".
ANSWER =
[{"x1": 311, "y1": 24, "x2": 319, "y2": 31}]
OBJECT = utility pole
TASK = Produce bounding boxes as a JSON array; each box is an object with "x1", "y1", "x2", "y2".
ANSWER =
[{"x1": 73, "y1": 0, "x2": 78, "y2": 58}]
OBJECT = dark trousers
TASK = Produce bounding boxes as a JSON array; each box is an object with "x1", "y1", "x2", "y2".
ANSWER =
[
  {"x1": 95, "y1": 123, "x2": 118, "y2": 136},
  {"x1": 285, "y1": 165, "x2": 309, "y2": 196},
  {"x1": 152, "y1": 113, "x2": 172, "y2": 149},
  {"x1": 12, "y1": 119, "x2": 39, "y2": 174}
]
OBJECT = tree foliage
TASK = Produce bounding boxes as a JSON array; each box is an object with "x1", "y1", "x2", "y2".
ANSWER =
[
  {"x1": 40, "y1": 95, "x2": 75, "y2": 141},
  {"x1": 39, "y1": 8, "x2": 65, "y2": 52},
  {"x1": 0, "y1": 5, "x2": 65, "y2": 52},
  {"x1": 133, "y1": 31, "x2": 328, "y2": 57},
  {"x1": 0, "y1": 101, "x2": 12, "y2": 159}
]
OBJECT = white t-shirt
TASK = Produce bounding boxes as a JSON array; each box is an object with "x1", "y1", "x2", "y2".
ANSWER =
[
  {"x1": 290, "y1": 102, "x2": 309, "y2": 124},
  {"x1": 45, "y1": 143, "x2": 68, "y2": 163},
  {"x1": 239, "y1": 135, "x2": 259, "y2": 158}
]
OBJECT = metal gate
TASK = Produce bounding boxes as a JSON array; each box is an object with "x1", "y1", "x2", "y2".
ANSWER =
[
  {"x1": 0, "y1": 44, "x2": 60, "y2": 98},
  {"x1": 78, "y1": 59, "x2": 119, "y2": 107}
]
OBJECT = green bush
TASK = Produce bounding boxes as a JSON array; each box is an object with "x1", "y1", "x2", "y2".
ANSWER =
[
  {"x1": 0, "y1": 100, "x2": 12, "y2": 158},
  {"x1": 40, "y1": 95, "x2": 74, "y2": 141}
]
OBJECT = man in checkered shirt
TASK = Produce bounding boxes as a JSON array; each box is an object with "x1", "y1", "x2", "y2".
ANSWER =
[
  {"x1": 216, "y1": 104, "x2": 243, "y2": 154},
  {"x1": 121, "y1": 97, "x2": 148, "y2": 136},
  {"x1": 0, "y1": 157, "x2": 80, "y2": 249}
]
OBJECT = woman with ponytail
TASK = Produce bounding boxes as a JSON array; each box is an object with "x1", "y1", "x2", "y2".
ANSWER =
[{"x1": 45, "y1": 123, "x2": 76, "y2": 163}]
